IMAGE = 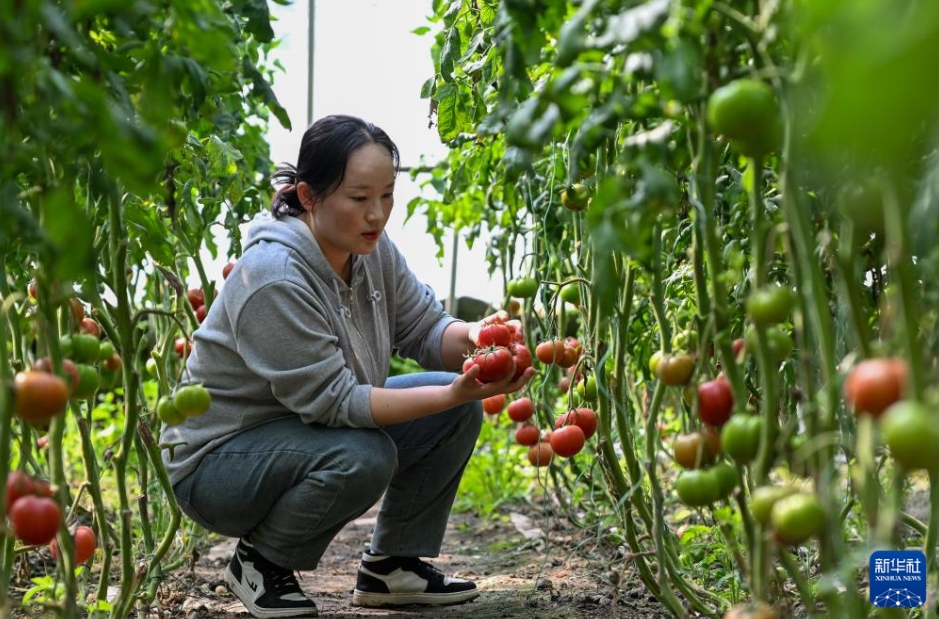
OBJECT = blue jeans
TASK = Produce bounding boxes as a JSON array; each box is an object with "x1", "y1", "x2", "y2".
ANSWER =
[{"x1": 172, "y1": 372, "x2": 483, "y2": 570}]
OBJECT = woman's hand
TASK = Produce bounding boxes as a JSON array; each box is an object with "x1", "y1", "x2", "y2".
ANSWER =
[{"x1": 450, "y1": 362, "x2": 535, "y2": 404}]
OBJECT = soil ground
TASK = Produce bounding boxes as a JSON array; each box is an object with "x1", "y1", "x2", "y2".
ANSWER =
[{"x1": 158, "y1": 501, "x2": 672, "y2": 619}]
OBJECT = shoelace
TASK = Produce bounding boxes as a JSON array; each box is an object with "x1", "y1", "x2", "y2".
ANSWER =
[
  {"x1": 407, "y1": 559, "x2": 445, "y2": 583},
  {"x1": 265, "y1": 569, "x2": 304, "y2": 595}
]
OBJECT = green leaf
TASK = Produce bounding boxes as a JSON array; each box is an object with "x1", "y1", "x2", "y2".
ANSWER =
[
  {"x1": 232, "y1": 0, "x2": 275, "y2": 43},
  {"x1": 436, "y1": 82, "x2": 460, "y2": 141},
  {"x1": 42, "y1": 188, "x2": 95, "y2": 282}
]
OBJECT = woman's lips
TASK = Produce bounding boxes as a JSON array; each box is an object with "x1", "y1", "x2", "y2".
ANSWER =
[{"x1": 362, "y1": 232, "x2": 380, "y2": 241}]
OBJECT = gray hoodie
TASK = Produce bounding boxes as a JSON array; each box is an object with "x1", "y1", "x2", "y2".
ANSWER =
[{"x1": 160, "y1": 214, "x2": 458, "y2": 484}]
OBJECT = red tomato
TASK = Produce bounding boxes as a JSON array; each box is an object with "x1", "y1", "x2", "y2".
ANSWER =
[
  {"x1": 528, "y1": 441, "x2": 554, "y2": 466},
  {"x1": 196, "y1": 304, "x2": 207, "y2": 324},
  {"x1": 52, "y1": 525, "x2": 97, "y2": 564},
  {"x1": 558, "y1": 376, "x2": 572, "y2": 393},
  {"x1": 13, "y1": 371, "x2": 69, "y2": 423},
  {"x1": 187, "y1": 288, "x2": 205, "y2": 310},
  {"x1": 222, "y1": 262, "x2": 235, "y2": 279},
  {"x1": 473, "y1": 347, "x2": 515, "y2": 383},
  {"x1": 535, "y1": 340, "x2": 565, "y2": 364},
  {"x1": 557, "y1": 344, "x2": 579, "y2": 369},
  {"x1": 527, "y1": 442, "x2": 553, "y2": 467},
  {"x1": 69, "y1": 298, "x2": 85, "y2": 324},
  {"x1": 844, "y1": 357, "x2": 907, "y2": 418},
  {"x1": 78, "y1": 317, "x2": 101, "y2": 338},
  {"x1": 477, "y1": 324, "x2": 512, "y2": 348},
  {"x1": 482, "y1": 394, "x2": 506, "y2": 415},
  {"x1": 32, "y1": 357, "x2": 80, "y2": 394},
  {"x1": 6, "y1": 471, "x2": 37, "y2": 510},
  {"x1": 175, "y1": 337, "x2": 192, "y2": 358},
  {"x1": 550, "y1": 424, "x2": 586, "y2": 458},
  {"x1": 732, "y1": 338, "x2": 746, "y2": 360},
  {"x1": 555, "y1": 407, "x2": 597, "y2": 440},
  {"x1": 509, "y1": 343, "x2": 533, "y2": 380},
  {"x1": 515, "y1": 424, "x2": 541, "y2": 446},
  {"x1": 672, "y1": 432, "x2": 714, "y2": 469},
  {"x1": 698, "y1": 379, "x2": 734, "y2": 426},
  {"x1": 10, "y1": 495, "x2": 61, "y2": 545},
  {"x1": 507, "y1": 397, "x2": 535, "y2": 422}
]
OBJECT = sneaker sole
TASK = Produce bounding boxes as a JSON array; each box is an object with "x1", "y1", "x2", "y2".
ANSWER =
[
  {"x1": 224, "y1": 565, "x2": 319, "y2": 618},
  {"x1": 351, "y1": 588, "x2": 480, "y2": 608}
]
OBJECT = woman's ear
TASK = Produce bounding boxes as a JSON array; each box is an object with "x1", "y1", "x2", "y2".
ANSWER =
[{"x1": 296, "y1": 182, "x2": 315, "y2": 212}]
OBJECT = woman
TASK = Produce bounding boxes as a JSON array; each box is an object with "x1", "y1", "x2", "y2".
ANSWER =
[{"x1": 160, "y1": 115, "x2": 533, "y2": 618}]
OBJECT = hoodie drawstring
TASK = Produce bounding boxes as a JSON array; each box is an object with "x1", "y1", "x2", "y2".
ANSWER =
[{"x1": 363, "y1": 266, "x2": 383, "y2": 342}]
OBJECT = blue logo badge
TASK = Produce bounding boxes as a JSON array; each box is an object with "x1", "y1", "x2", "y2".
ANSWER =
[{"x1": 870, "y1": 550, "x2": 926, "y2": 607}]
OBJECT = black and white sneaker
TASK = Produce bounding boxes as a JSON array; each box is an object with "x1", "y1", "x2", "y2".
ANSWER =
[
  {"x1": 351, "y1": 551, "x2": 479, "y2": 607},
  {"x1": 224, "y1": 538, "x2": 318, "y2": 618}
]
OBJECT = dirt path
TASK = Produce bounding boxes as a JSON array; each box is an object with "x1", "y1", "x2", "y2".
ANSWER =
[{"x1": 163, "y1": 502, "x2": 672, "y2": 619}]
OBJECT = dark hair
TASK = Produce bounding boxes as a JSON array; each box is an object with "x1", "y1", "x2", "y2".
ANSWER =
[{"x1": 270, "y1": 115, "x2": 401, "y2": 218}]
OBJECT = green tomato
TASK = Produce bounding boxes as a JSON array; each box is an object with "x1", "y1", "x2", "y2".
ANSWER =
[
  {"x1": 145, "y1": 357, "x2": 159, "y2": 379},
  {"x1": 157, "y1": 396, "x2": 185, "y2": 426},
  {"x1": 880, "y1": 401, "x2": 939, "y2": 471},
  {"x1": 58, "y1": 335, "x2": 73, "y2": 359},
  {"x1": 720, "y1": 415, "x2": 763, "y2": 464},
  {"x1": 70, "y1": 334, "x2": 100, "y2": 364},
  {"x1": 72, "y1": 364, "x2": 100, "y2": 399},
  {"x1": 173, "y1": 384, "x2": 212, "y2": 418},
  {"x1": 711, "y1": 462, "x2": 739, "y2": 498},
  {"x1": 648, "y1": 350, "x2": 664, "y2": 375},
  {"x1": 507, "y1": 277, "x2": 538, "y2": 299},
  {"x1": 745, "y1": 325, "x2": 793, "y2": 365},
  {"x1": 675, "y1": 469, "x2": 720, "y2": 508},
  {"x1": 706, "y1": 79, "x2": 781, "y2": 157},
  {"x1": 746, "y1": 285, "x2": 793, "y2": 328},
  {"x1": 750, "y1": 485, "x2": 797, "y2": 526},
  {"x1": 671, "y1": 329, "x2": 699, "y2": 352},
  {"x1": 576, "y1": 375, "x2": 597, "y2": 402},
  {"x1": 560, "y1": 283, "x2": 581, "y2": 306},
  {"x1": 770, "y1": 492, "x2": 824, "y2": 545},
  {"x1": 560, "y1": 183, "x2": 591, "y2": 212},
  {"x1": 96, "y1": 340, "x2": 117, "y2": 363}
]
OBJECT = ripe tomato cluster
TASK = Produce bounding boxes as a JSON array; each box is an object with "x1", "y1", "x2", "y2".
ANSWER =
[{"x1": 463, "y1": 319, "x2": 532, "y2": 383}]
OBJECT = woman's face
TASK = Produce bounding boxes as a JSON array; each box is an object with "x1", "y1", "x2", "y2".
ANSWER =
[{"x1": 300, "y1": 143, "x2": 395, "y2": 277}]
